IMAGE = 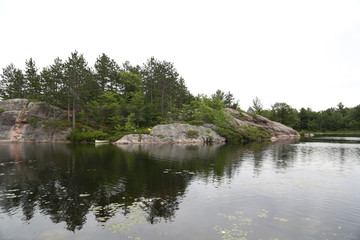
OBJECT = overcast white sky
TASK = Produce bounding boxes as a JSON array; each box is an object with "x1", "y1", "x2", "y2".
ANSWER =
[{"x1": 0, "y1": 0, "x2": 359, "y2": 111}]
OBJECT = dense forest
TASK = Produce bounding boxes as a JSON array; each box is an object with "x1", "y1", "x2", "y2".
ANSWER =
[{"x1": 0, "y1": 51, "x2": 359, "y2": 142}]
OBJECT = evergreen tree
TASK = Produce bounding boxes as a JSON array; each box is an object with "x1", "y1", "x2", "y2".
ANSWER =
[
  {"x1": 24, "y1": 58, "x2": 41, "y2": 99},
  {"x1": 94, "y1": 53, "x2": 120, "y2": 92},
  {"x1": 248, "y1": 97, "x2": 263, "y2": 114},
  {"x1": 0, "y1": 64, "x2": 25, "y2": 99},
  {"x1": 41, "y1": 57, "x2": 65, "y2": 108},
  {"x1": 65, "y1": 51, "x2": 96, "y2": 127}
]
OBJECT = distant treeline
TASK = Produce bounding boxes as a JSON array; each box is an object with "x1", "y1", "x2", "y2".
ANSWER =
[
  {"x1": 0, "y1": 52, "x2": 359, "y2": 139},
  {"x1": 248, "y1": 98, "x2": 360, "y2": 132}
]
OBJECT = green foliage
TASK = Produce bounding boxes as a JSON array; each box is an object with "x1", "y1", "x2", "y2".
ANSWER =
[
  {"x1": 186, "y1": 130, "x2": 199, "y2": 138},
  {"x1": 43, "y1": 118, "x2": 72, "y2": 131},
  {"x1": 124, "y1": 113, "x2": 136, "y2": 132},
  {"x1": 2, "y1": 51, "x2": 359, "y2": 140},
  {"x1": 24, "y1": 58, "x2": 41, "y2": 99},
  {"x1": 215, "y1": 125, "x2": 271, "y2": 144},
  {"x1": 67, "y1": 128, "x2": 109, "y2": 142},
  {"x1": 248, "y1": 96, "x2": 263, "y2": 115},
  {"x1": 86, "y1": 91, "x2": 124, "y2": 126},
  {"x1": 189, "y1": 120, "x2": 205, "y2": 126},
  {"x1": 28, "y1": 117, "x2": 39, "y2": 129},
  {"x1": 270, "y1": 102, "x2": 300, "y2": 129},
  {"x1": 192, "y1": 95, "x2": 229, "y2": 126},
  {"x1": 211, "y1": 89, "x2": 239, "y2": 109},
  {"x1": 242, "y1": 125, "x2": 271, "y2": 141},
  {"x1": 214, "y1": 126, "x2": 244, "y2": 144},
  {"x1": 0, "y1": 108, "x2": 4, "y2": 115},
  {"x1": 0, "y1": 63, "x2": 25, "y2": 99}
]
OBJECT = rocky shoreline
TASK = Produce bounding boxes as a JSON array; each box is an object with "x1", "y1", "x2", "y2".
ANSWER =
[
  {"x1": 115, "y1": 108, "x2": 300, "y2": 144},
  {"x1": 0, "y1": 99, "x2": 300, "y2": 144}
]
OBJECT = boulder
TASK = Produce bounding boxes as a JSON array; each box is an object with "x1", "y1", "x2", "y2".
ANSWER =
[
  {"x1": 115, "y1": 123, "x2": 226, "y2": 144},
  {"x1": 0, "y1": 98, "x2": 28, "y2": 111}
]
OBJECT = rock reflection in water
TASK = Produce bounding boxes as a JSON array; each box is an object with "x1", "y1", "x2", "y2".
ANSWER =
[{"x1": 0, "y1": 139, "x2": 301, "y2": 236}]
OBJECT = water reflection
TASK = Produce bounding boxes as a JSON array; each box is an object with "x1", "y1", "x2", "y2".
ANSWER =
[
  {"x1": 0, "y1": 141, "x2": 300, "y2": 232},
  {"x1": 4, "y1": 136, "x2": 358, "y2": 240}
]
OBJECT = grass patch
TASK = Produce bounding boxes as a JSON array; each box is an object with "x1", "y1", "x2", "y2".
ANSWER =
[
  {"x1": 189, "y1": 120, "x2": 205, "y2": 126},
  {"x1": 186, "y1": 130, "x2": 199, "y2": 138}
]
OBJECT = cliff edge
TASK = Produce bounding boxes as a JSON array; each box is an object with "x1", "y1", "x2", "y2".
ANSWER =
[{"x1": 0, "y1": 99, "x2": 70, "y2": 142}]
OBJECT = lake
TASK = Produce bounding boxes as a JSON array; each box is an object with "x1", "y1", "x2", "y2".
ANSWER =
[{"x1": 0, "y1": 136, "x2": 360, "y2": 240}]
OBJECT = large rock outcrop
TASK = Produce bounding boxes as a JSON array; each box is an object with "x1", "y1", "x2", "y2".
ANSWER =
[
  {"x1": 115, "y1": 123, "x2": 226, "y2": 144},
  {"x1": 116, "y1": 108, "x2": 300, "y2": 144},
  {"x1": 0, "y1": 99, "x2": 70, "y2": 142},
  {"x1": 224, "y1": 108, "x2": 300, "y2": 141}
]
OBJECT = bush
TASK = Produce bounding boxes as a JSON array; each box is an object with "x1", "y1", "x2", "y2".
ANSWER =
[
  {"x1": 214, "y1": 125, "x2": 271, "y2": 144},
  {"x1": 189, "y1": 120, "x2": 205, "y2": 126},
  {"x1": 28, "y1": 117, "x2": 39, "y2": 129},
  {"x1": 67, "y1": 128, "x2": 109, "y2": 142},
  {"x1": 43, "y1": 118, "x2": 72, "y2": 131},
  {"x1": 215, "y1": 126, "x2": 244, "y2": 143},
  {"x1": 186, "y1": 130, "x2": 199, "y2": 138}
]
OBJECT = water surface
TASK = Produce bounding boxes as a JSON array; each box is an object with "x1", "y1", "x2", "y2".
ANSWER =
[{"x1": 0, "y1": 136, "x2": 359, "y2": 240}]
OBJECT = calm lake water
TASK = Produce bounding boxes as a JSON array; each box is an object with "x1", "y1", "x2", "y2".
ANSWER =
[{"x1": 0, "y1": 136, "x2": 360, "y2": 240}]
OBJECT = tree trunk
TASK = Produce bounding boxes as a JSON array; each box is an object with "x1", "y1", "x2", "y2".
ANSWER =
[
  {"x1": 72, "y1": 98, "x2": 76, "y2": 128},
  {"x1": 161, "y1": 85, "x2": 165, "y2": 114},
  {"x1": 67, "y1": 96, "x2": 70, "y2": 123}
]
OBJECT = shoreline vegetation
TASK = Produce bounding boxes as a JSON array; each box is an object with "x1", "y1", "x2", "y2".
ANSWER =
[{"x1": 0, "y1": 51, "x2": 359, "y2": 143}]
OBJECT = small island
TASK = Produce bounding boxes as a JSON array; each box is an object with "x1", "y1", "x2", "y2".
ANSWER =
[{"x1": 0, "y1": 53, "x2": 358, "y2": 144}]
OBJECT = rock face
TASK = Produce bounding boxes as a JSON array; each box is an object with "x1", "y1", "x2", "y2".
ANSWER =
[
  {"x1": 115, "y1": 123, "x2": 226, "y2": 144},
  {"x1": 0, "y1": 99, "x2": 70, "y2": 142},
  {"x1": 224, "y1": 108, "x2": 300, "y2": 141},
  {"x1": 116, "y1": 108, "x2": 300, "y2": 144}
]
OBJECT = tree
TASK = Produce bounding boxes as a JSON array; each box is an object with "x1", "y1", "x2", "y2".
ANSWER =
[
  {"x1": 270, "y1": 102, "x2": 300, "y2": 129},
  {"x1": 41, "y1": 57, "x2": 65, "y2": 109},
  {"x1": 87, "y1": 91, "x2": 124, "y2": 127},
  {"x1": 0, "y1": 64, "x2": 25, "y2": 99},
  {"x1": 24, "y1": 58, "x2": 41, "y2": 99},
  {"x1": 248, "y1": 97, "x2": 263, "y2": 114},
  {"x1": 65, "y1": 51, "x2": 96, "y2": 127},
  {"x1": 94, "y1": 53, "x2": 120, "y2": 92},
  {"x1": 211, "y1": 90, "x2": 239, "y2": 109},
  {"x1": 141, "y1": 57, "x2": 186, "y2": 115},
  {"x1": 337, "y1": 102, "x2": 346, "y2": 116},
  {"x1": 118, "y1": 72, "x2": 142, "y2": 100},
  {"x1": 122, "y1": 61, "x2": 141, "y2": 75}
]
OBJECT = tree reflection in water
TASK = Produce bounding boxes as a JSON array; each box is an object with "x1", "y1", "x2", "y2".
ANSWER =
[{"x1": 0, "y1": 140, "x2": 299, "y2": 232}]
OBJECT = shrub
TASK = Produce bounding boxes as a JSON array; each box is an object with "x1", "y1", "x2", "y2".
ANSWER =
[
  {"x1": 189, "y1": 120, "x2": 205, "y2": 126},
  {"x1": 67, "y1": 128, "x2": 109, "y2": 142},
  {"x1": 0, "y1": 108, "x2": 4, "y2": 115},
  {"x1": 28, "y1": 117, "x2": 39, "y2": 129},
  {"x1": 186, "y1": 130, "x2": 199, "y2": 138},
  {"x1": 215, "y1": 126, "x2": 244, "y2": 143},
  {"x1": 43, "y1": 118, "x2": 72, "y2": 131}
]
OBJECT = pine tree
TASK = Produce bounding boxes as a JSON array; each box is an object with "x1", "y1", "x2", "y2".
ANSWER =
[
  {"x1": 24, "y1": 58, "x2": 41, "y2": 99},
  {"x1": 94, "y1": 53, "x2": 120, "y2": 92},
  {"x1": 0, "y1": 64, "x2": 25, "y2": 99},
  {"x1": 41, "y1": 57, "x2": 65, "y2": 110},
  {"x1": 65, "y1": 51, "x2": 96, "y2": 127}
]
